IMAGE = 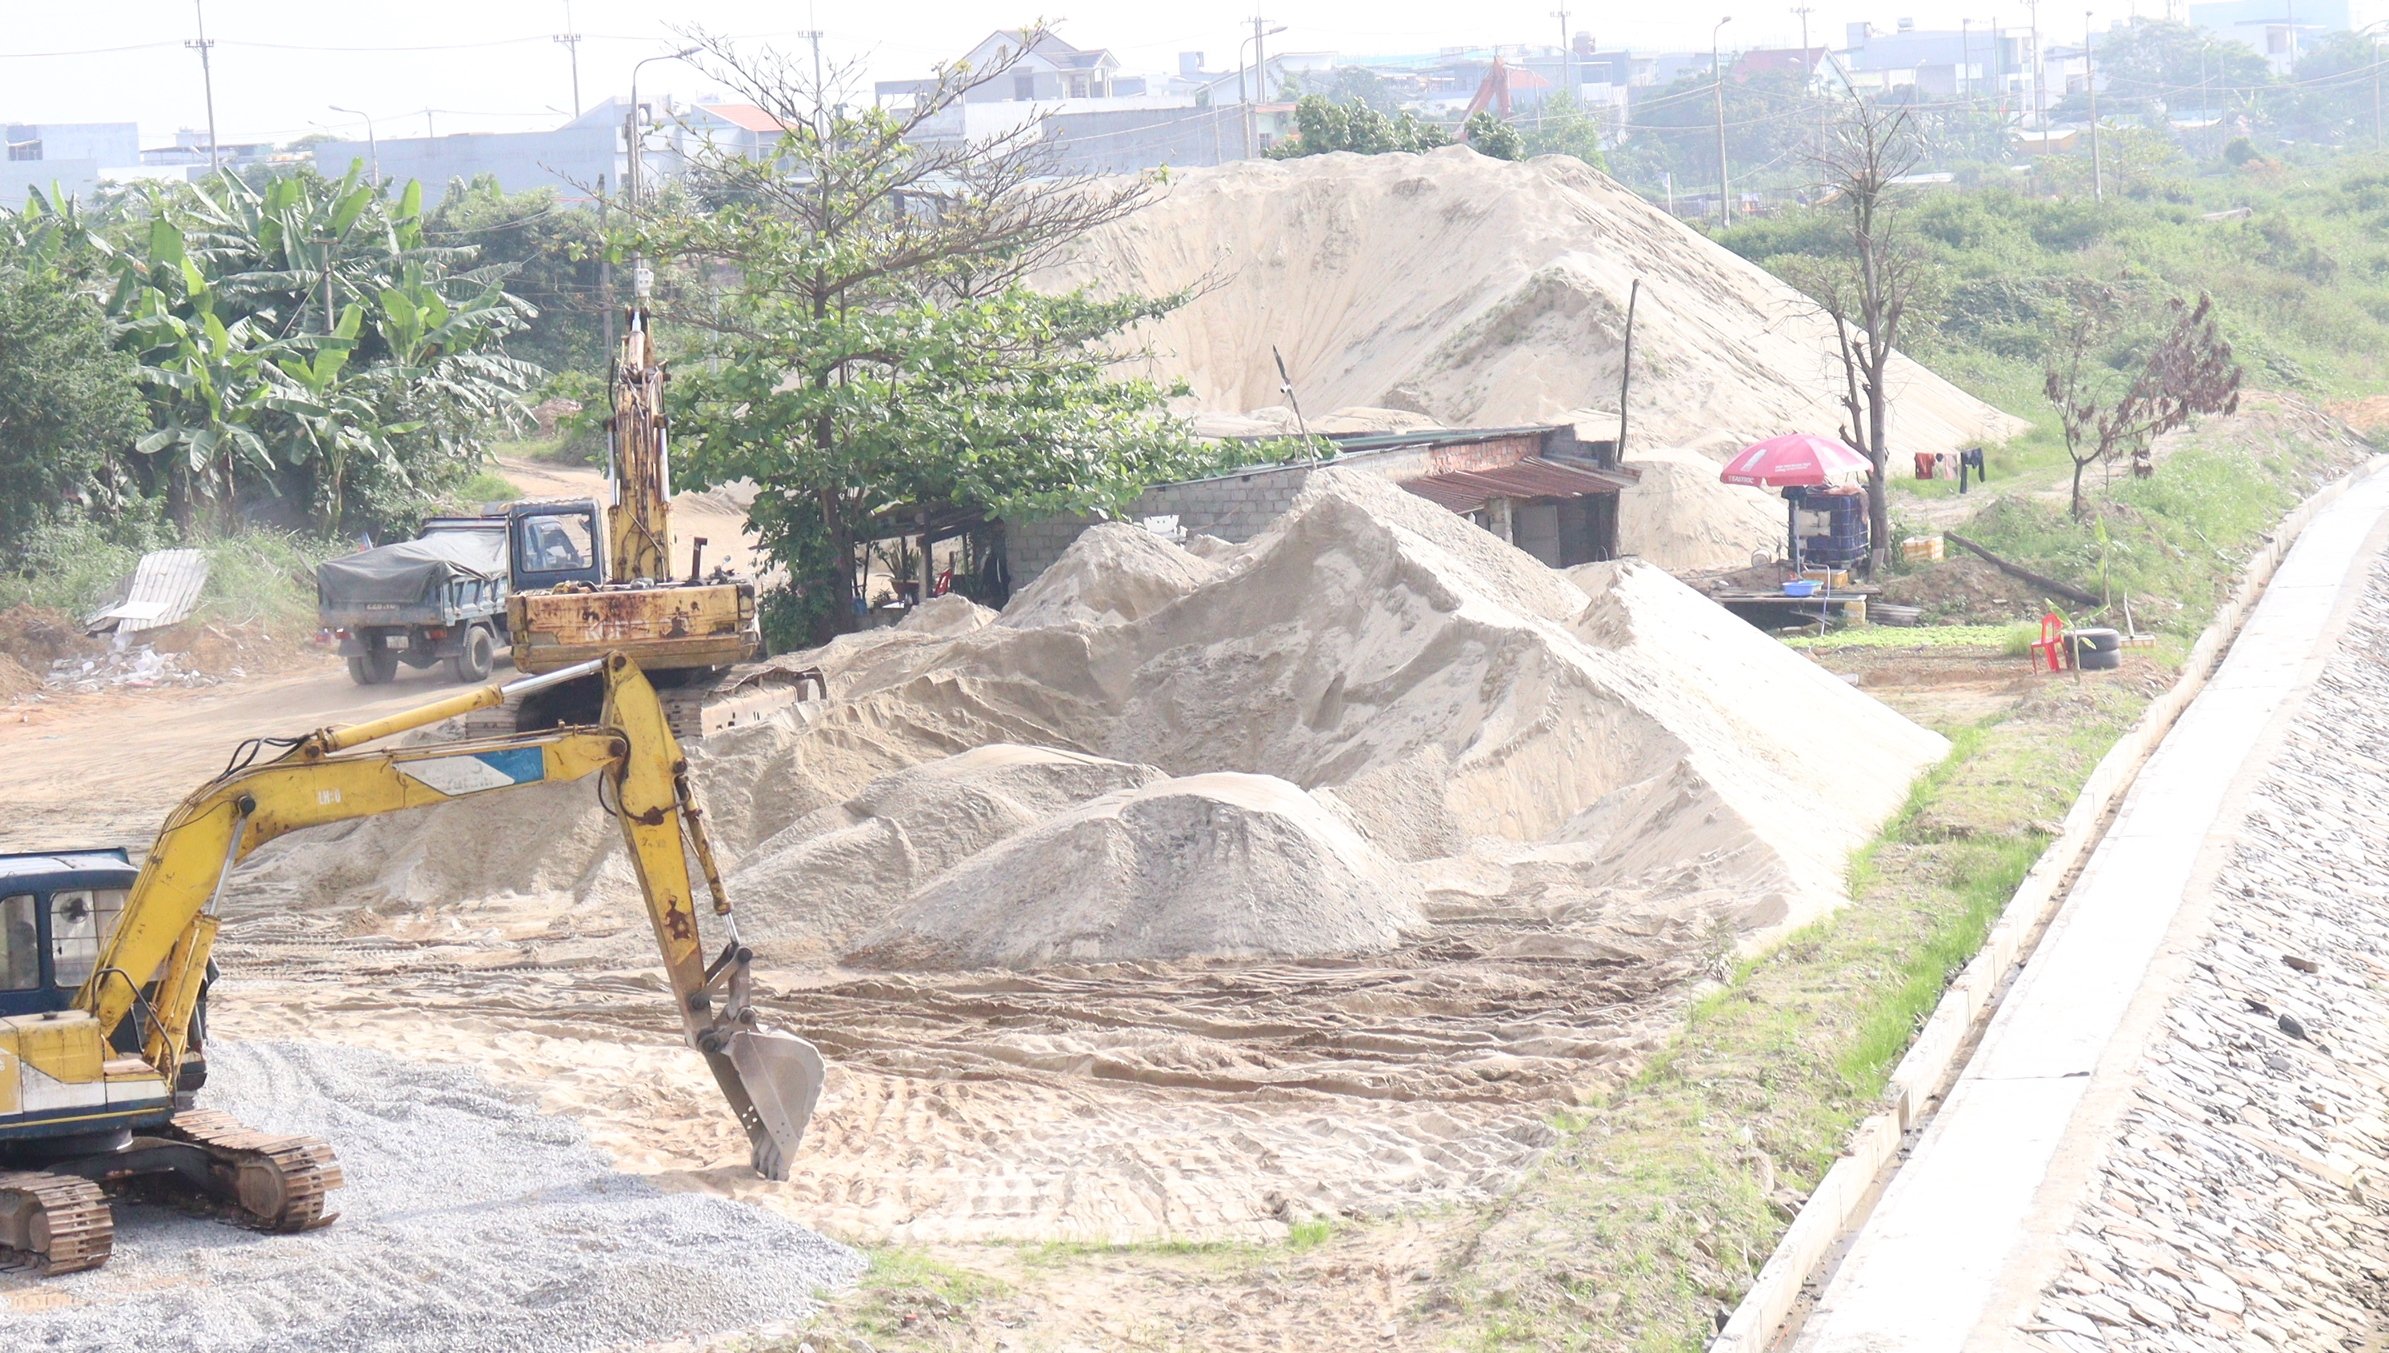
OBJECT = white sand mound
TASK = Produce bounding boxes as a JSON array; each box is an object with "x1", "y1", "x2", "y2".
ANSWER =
[
  {"x1": 252, "y1": 466, "x2": 1943, "y2": 965},
  {"x1": 1044, "y1": 148, "x2": 2021, "y2": 457},
  {"x1": 729, "y1": 745, "x2": 1164, "y2": 960},
  {"x1": 998, "y1": 521, "x2": 1223, "y2": 629},
  {"x1": 850, "y1": 771, "x2": 1427, "y2": 969},
  {"x1": 898, "y1": 593, "x2": 996, "y2": 636},
  {"x1": 1615, "y1": 444, "x2": 1790, "y2": 570}
]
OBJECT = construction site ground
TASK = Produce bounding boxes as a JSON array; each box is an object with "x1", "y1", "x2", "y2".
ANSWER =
[
  {"x1": 5, "y1": 428, "x2": 2373, "y2": 1352},
  {"x1": 0, "y1": 600, "x2": 2099, "y2": 1353}
]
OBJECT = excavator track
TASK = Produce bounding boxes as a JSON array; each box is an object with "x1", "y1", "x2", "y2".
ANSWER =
[
  {"x1": 146, "y1": 1109, "x2": 345, "y2": 1233},
  {"x1": 0, "y1": 1170, "x2": 115, "y2": 1274}
]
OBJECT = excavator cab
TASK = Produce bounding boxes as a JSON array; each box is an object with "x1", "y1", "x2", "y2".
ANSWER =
[
  {"x1": 507, "y1": 499, "x2": 606, "y2": 590},
  {"x1": 0, "y1": 851, "x2": 137, "y2": 1022}
]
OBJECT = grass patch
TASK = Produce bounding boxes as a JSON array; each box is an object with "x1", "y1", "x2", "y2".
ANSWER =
[
  {"x1": 446, "y1": 468, "x2": 522, "y2": 508},
  {"x1": 0, "y1": 518, "x2": 331, "y2": 633},
  {"x1": 1783, "y1": 623, "x2": 2033, "y2": 653},
  {"x1": 1287, "y1": 1217, "x2": 1334, "y2": 1251}
]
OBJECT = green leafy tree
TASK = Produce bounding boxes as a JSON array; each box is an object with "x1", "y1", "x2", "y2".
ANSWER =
[
  {"x1": 0, "y1": 262, "x2": 146, "y2": 551},
  {"x1": 426, "y1": 178, "x2": 607, "y2": 373},
  {"x1": 1281, "y1": 66, "x2": 1399, "y2": 114},
  {"x1": 1272, "y1": 95, "x2": 1452, "y2": 157},
  {"x1": 1519, "y1": 94, "x2": 1609, "y2": 169},
  {"x1": 632, "y1": 27, "x2": 1227, "y2": 642},
  {"x1": 11, "y1": 167, "x2": 541, "y2": 534},
  {"x1": 2093, "y1": 18, "x2": 2271, "y2": 122},
  {"x1": 1463, "y1": 111, "x2": 1525, "y2": 160}
]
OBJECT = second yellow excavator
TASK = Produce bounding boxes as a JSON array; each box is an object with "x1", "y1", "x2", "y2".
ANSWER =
[{"x1": 0, "y1": 654, "x2": 824, "y2": 1273}]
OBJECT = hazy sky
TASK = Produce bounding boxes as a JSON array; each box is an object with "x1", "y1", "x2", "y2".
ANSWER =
[{"x1": 5, "y1": 1, "x2": 2148, "y2": 144}]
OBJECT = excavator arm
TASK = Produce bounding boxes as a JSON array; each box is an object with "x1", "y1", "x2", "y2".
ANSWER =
[{"x1": 73, "y1": 654, "x2": 822, "y2": 1179}]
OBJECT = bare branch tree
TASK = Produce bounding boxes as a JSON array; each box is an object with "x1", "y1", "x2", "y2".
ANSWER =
[
  {"x1": 2044, "y1": 287, "x2": 2242, "y2": 520},
  {"x1": 1810, "y1": 94, "x2": 1925, "y2": 571}
]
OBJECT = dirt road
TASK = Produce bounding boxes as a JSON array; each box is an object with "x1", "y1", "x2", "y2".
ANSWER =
[{"x1": 1, "y1": 658, "x2": 480, "y2": 848}]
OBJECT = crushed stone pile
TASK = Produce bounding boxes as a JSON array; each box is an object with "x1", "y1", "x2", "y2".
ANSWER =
[
  {"x1": 851, "y1": 771, "x2": 1429, "y2": 969},
  {"x1": 1, "y1": 1040, "x2": 860, "y2": 1353}
]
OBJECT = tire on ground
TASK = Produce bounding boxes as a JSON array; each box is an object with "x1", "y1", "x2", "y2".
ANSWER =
[
  {"x1": 449, "y1": 625, "x2": 496, "y2": 683},
  {"x1": 347, "y1": 649, "x2": 399, "y2": 685}
]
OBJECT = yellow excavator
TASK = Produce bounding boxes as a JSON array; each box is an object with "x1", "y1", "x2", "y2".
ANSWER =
[
  {"x1": 0, "y1": 653, "x2": 824, "y2": 1274},
  {"x1": 501, "y1": 298, "x2": 773, "y2": 735}
]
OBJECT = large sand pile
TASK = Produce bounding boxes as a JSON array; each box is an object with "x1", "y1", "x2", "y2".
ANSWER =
[
  {"x1": 1040, "y1": 148, "x2": 2020, "y2": 570},
  {"x1": 251, "y1": 468, "x2": 1940, "y2": 962},
  {"x1": 1047, "y1": 148, "x2": 2018, "y2": 454}
]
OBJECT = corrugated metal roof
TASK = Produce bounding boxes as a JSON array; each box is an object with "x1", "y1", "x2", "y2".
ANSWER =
[
  {"x1": 86, "y1": 548, "x2": 208, "y2": 635},
  {"x1": 1400, "y1": 458, "x2": 1636, "y2": 514}
]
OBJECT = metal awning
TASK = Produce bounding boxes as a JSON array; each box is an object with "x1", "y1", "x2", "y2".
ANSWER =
[{"x1": 1399, "y1": 458, "x2": 1639, "y2": 515}]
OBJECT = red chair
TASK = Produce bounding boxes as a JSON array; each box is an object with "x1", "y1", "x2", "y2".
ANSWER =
[{"x1": 2029, "y1": 612, "x2": 2066, "y2": 672}]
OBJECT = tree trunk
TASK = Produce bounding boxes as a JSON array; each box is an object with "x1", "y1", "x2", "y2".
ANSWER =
[
  {"x1": 2069, "y1": 457, "x2": 2088, "y2": 521},
  {"x1": 1864, "y1": 352, "x2": 1893, "y2": 573}
]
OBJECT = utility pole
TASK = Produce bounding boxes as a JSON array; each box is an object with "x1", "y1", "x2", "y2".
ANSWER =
[
  {"x1": 1239, "y1": 19, "x2": 1281, "y2": 158},
  {"x1": 2086, "y1": 10, "x2": 2103, "y2": 202},
  {"x1": 1714, "y1": 16, "x2": 1734, "y2": 229},
  {"x1": 1794, "y1": 4, "x2": 1822, "y2": 157},
  {"x1": 1255, "y1": 15, "x2": 1272, "y2": 148},
  {"x1": 1554, "y1": 9, "x2": 1573, "y2": 106},
  {"x1": 556, "y1": 1, "x2": 585, "y2": 116},
  {"x1": 2030, "y1": 0, "x2": 2045, "y2": 131},
  {"x1": 598, "y1": 173, "x2": 614, "y2": 360},
  {"x1": 187, "y1": 0, "x2": 221, "y2": 172}
]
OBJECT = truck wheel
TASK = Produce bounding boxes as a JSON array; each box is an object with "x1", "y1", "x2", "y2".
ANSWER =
[
  {"x1": 347, "y1": 650, "x2": 399, "y2": 685},
  {"x1": 449, "y1": 626, "x2": 496, "y2": 683}
]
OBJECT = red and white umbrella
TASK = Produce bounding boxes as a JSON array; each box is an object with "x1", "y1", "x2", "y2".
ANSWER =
[{"x1": 1719, "y1": 433, "x2": 1873, "y2": 488}]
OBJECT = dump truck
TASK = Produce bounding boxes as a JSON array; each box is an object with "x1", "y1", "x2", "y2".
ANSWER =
[{"x1": 317, "y1": 515, "x2": 510, "y2": 686}]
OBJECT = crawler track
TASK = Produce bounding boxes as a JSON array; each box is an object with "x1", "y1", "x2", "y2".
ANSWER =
[{"x1": 0, "y1": 1171, "x2": 114, "y2": 1274}]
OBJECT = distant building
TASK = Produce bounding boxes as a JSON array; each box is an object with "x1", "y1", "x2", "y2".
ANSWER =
[
  {"x1": 315, "y1": 101, "x2": 629, "y2": 207},
  {"x1": 1841, "y1": 19, "x2": 2040, "y2": 100},
  {"x1": 2187, "y1": 0, "x2": 2385, "y2": 73},
  {"x1": 2, "y1": 120, "x2": 143, "y2": 202}
]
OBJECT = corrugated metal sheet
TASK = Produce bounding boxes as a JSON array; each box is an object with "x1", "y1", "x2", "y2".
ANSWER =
[
  {"x1": 86, "y1": 548, "x2": 209, "y2": 635},
  {"x1": 1399, "y1": 459, "x2": 1636, "y2": 515}
]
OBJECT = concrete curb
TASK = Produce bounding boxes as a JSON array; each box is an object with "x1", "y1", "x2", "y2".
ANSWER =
[{"x1": 1709, "y1": 454, "x2": 2389, "y2": 1353}]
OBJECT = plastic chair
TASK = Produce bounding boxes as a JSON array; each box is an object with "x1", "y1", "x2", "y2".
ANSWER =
[{"x1": 2029, "y1": 612, "x2": 2066, "y2": 672}]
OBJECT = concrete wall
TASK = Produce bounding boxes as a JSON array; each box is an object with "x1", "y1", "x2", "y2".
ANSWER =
[
  {"x1": 314, "y1": 124, "x2": 620, "y2": 206},
  {"x1": 1041, "y1": 105, "x2": 1244, "y2": 173},
  {"x1": 0, "y1": 158, "x2": 99, "y2": 203}
]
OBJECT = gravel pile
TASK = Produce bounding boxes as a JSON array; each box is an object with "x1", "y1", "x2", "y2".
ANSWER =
[
  {"x1": 1, "y1": 1040, "x2": 861, "y2": 1353},
  {"x1": 2026, "y1": 561, "x2": 2389, "y2": 1352}
]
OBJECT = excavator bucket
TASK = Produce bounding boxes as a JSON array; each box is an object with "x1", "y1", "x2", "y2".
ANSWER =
[{"x1": 703, "y1": 1027, "x2": 826, "y2": 1181}]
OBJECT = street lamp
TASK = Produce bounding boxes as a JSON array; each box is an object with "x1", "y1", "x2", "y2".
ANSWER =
[
  {"x1": 627, "y1": 45, "x2": 700, "y2": 209},
  {"x1": 329, "y1": 105, "x2": 378, "y2": 185},
  {"x1": 1239, "y1": 23, "x2": 1288, "y2": 159},
  {"x1": 1714, "y1": 16, "x2": 1734, "y2": 229}
]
